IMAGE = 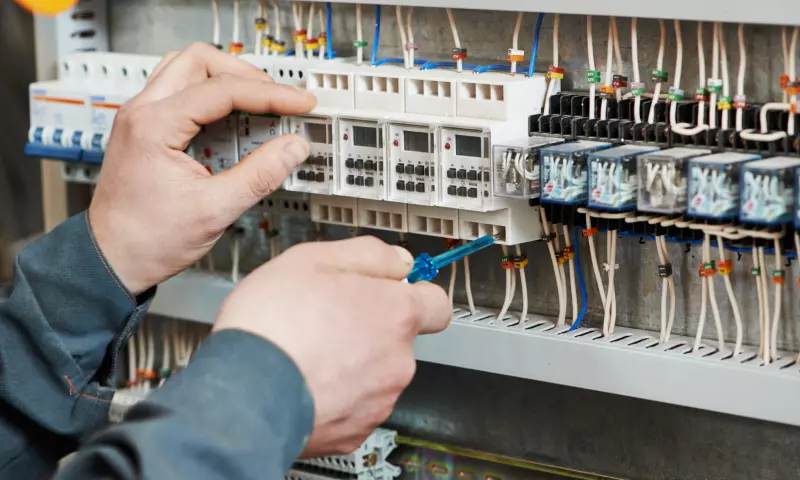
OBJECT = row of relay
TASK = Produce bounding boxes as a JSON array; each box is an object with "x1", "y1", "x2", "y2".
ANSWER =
[{"x1": 500, "y1": 137, "x2": 800, "y2": 227}]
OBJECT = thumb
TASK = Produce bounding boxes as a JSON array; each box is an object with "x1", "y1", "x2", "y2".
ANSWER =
[{"x1": 209, "y1": 133, "x2": 309, "y2": 223}]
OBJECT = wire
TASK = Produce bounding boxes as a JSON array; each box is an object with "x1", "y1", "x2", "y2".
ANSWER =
[
  {"x1": 655, "y1": 235, "x2": 669, "y2": 342},
  {"x1": 232, "y1": 0, "x2": 241, "y2": 46},
  {"x1": 420, "y1": 61, "x2": 478, "y2": 71},
  {"x1": 603, "y1": 232, "x2": 618, "y2": 336},
  {"x1": 709, "y1": 23, "x2": 720, "y2": 130},
  {"x1": 291, "y1": 1, "x2": 304, "y2": 58},
  {"x1": 670, "y1": 20, "x2": 683, "y2": 128},
  {"x1": 735, "y1": 24, "x2": 746, "y2": 131},
  {"x1": 705, "y1": 232, "x2": 725, "y2": 353},
  {"x1": 527, "y1": 13, "x2": 545, "y2": 78},
  {"x1": 137, "y1": 321, "x2": 147, "y2": 392},
  {"x1": 317, "y1": 3, "x2": 325, "y2": 59},
  {"x1": 473, "y1": 64, "x2": 528, "y2": 74},
  {"x1": 563, "y1": 224, "x2": 577, "y2": 325},
  {"x1": 306, "y1": 2, "x2": 315, "y2": 58},
  {"x1": 496, "y1": 245, "x2": 514, "y2": 322},
  {"x1": 356, "y1": 3, "x2": 364, "y2": 64},
  {"x1": 759, "y1": 246, "x2": 771, "y2": 364},
  {"x1": 600, "y1": 19, "x2": 614, "y2": 121},
  {"x1": 272, "y1": 0, "x2": 281, "y2": 49},
  {"x1": 406, "y1": 7, "x2": 415, "y2": 68},
  {"x1": 127, "y1": 332, "x2": 137, "y2": 389},
  {"x1": 718, "y1": 23, "x2": 730, "y2": 130},
  {"x1": 647, "y1": 20, "x2": 666, "y2": 125},
  {"x1": 231, "y1": 231, "x2": 240, "y2": 283},
  {"x1": 770, "y1": 239, "x2": 783, "y2": 362},
  {"x1": 395, "y1": 5, "x2": 409, "y2": 68},
  {"x1": 631, "y1": 18, "x2": 642, "y2": 124},
  {"x1": 752, "y1": 245, "x2": 766, "y2": 360},
  {"x1": 552, "y1": 223, "x2": 567, "y2": 326},
  {"x1": 211, "y1": 0, "x2": 221, "y2": 46},
  {"x1": 325, "y1": 2, "x2": 333, "y2": 59},
  {"x1": 160, "y1": 320, "x2": 171, "y2": 386},
  {"x1": 716, "y1": 235, "x2": 742, "y2": 356},
  {"x1": 585, "y1": 213, "x2": 608, "y2": 319},
  {"x1": 445, "y1": 8, "x2": 463, "y2": 72},
  {"x1": 256, "y1": 0, "x2": 267, "y2": 55},
  {"x1": 568, "y1": 228, "x2": 588, "y2": 331},
  {"x1": 540, "y1": 209, "x2": 566, "y2": 327},
  {"x1": 515, "y1": 244, "x2": 529, "y2": 323},
  {"x1": 464, "y1": 241, "x2": 476, "y2": 315},
  {"x1": 370, "y1": 5, "x2": 381, "y2": 66},
  {"x1": 788, "y1": 27, "x2": 799, "y2": 136},
  {"x1": 661, "y1": 236, "x2": 677, "y2": 342},
  {"x1": 448, "y1": 256, "x2": 457, "y2": 307},
  {"x1": 610, "y1": 17, "x2": 623, "y2": 102},
  {"x1": 543, "y1": 14, "x2": 559, "y2": 114},
  {"x1": 783, "y1": 27, "x2": 790, "y2": 103},
  {"x1": 510, "y1": 12, "x2": 523, "y2": 75},
  {"x1": 587, "y1": 16, "x2": 596, "y2": 120},
  {"x1": 673, "y1": 22, "x2": 710, "y2": 137}
]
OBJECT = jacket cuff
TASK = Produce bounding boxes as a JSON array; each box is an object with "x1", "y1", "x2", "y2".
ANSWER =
[{"x1": 145, "y1": 329, "x2": 315, "y2": 470}]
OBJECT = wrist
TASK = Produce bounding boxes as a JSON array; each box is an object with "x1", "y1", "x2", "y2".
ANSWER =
[{"x1": 88, "y1": 205, "x2": 153, "y2": 295}]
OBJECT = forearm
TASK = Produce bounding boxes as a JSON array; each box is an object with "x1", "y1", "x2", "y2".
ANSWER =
[
  {"x1": 0, "y1": 212, "x2": 152, "y2": 478},
  {"x1": 55, "y1": 330, "x2": 314, "y2": 480}
]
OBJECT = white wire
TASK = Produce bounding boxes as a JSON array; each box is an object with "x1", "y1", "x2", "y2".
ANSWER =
[
  {"x1": 788, "y1": 27, "x2": 799, "y2": 136},
  {"x1": 445, "y1": 8, "x2": 463, "y2": 72},
  {"x1": 256, "y1": 0, "x2": 267, "y2": 55},
  {"x1": 648, "y1": 20, "x2": 666, "y2": 125},
  {"x1": 515, "y1": 244, "x2": 529, "y2": 324},
  {"x1": 782, "y1": 27, "x2": 790, "y2": 104},
  {"x1": 307, "y1": 2, "x2": 315, "y2": 59},
  {"x1": 161, "y1": 320, "x2": 171, "y2": 383},
  {"x1": 232, "y1": 0, "x2": 241, "y2": 45},
  {"x1": 587, "y1": 16, "x2": 596, "y2": 120},
  {"x1": 127, "y1": 333, "x2": 137, "y2": 387},
  {"x1": 137, "y1": 321, "x2": 147, "y2": 391},
  {"x1": 585, "y1": 213, "x2": 608, "y2": 311},
  {"x1": 464, "y1": 242, "x2": 476, "y2": 315},
  {"x1": 563, "y1": 224, "x2": 577, "y2": 325},
  {"x1": 753, "y1": 246, "x2": 766, "y2": 360},
  {"x1": 759, "y1": 247, "x2": 771, "y2": 365},
  {"x1": 448, "y1": 258, "x2": 457, "y2": 307},
  {"x1": 552, "y1": 224, "x2": 567, "y2": 326},
  {"x1": 510, "y1": 12, "x2": 523, "y2": 75},
  {"x1": 717, "y1": 235, "x2": 743, "y2": 356},
  {"x1": 661, "y1": 236, "x2": 677, "y2": 343},
  {"x1": 718, "y1": 23, "x2": 730, "y2": 130},
  {"x1": 670, "y1": 20, "x2": 683, "y2": 128},
  {"x1": 705, "y1": 233, "x2": 724, "y2": 353},
  {"x1": 770, "y1": 239, "x2": 783, "y2": 362},
  {"x1": 212, "y1": 0, "x2": 221, "y2": 46},
  {"x1": 394, "y1": 6, "x2": 409, "y2": 68},
  {"x1": 673, "y1": 22, "x2": 709, "y2": 137},
  {"x1": 603, "y1": 232, "x2": 618, "y2": 336},
  {"x1": 655, "y1": 236, "x2": 668, "y2": 342},
  {"x1": 736, "y1": 24, "x2": 745, "y2": 131},
  {"x1": 496, "y1": 245, "x2": 514, "y2": 322},
  {"x1": 318, "y1": 5, "x2": 325, "y2": 59},
  {"x1": 543, "y1": 14, "x2": 560, "y2": 114},
  {"x1": 356, "y1": 4, "x2": 363, "y2": 64},
  {"x1": 292, "y1": 1, "x2": 304, "y2": 59},
  {"x1": 692, "y1": 239, "x2": 709, "y2": 352},
  {"x1": 601, "y1": 20, "x2": 614, "y2": 121},
  {"x1": 541, "y1": 209, "x2": 566, "y2": 327},
  {"x1": 231, "y1": 233, "x2": 240, "y2": 283},
  {"x1": 406, "y1": 7, "x2": 415, "y2": 68},
  {"x1": 709, "y1": 23, "x2": 720, "y2": 130},
  {"x1": 631, "y1": 18, "x2": 642, "y2": 124},
  {"x1": 172, "y1": 322, "x2": 182, "y2": 370},
  {"x1": 610, "y1": 17, "x2": 623, "y2": 102}
]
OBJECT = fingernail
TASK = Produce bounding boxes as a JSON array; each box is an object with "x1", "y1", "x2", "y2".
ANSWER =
[
  {"x1": 393, "y1": 246, "x2": 414, "y2": 265},
  {"x1": 282, "y1": 140, "x2": 309, "y2": 169},
  {"x1": 293, "y1": 85, "x2": 316, "y2": 97}
]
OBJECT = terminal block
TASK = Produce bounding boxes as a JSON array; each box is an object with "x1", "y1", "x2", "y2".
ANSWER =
[
  {"x1": 588, "y1": 145, "x2": 660, "y2": 211},
  {"x1": 636, "y1": 147, "x2": 711, "y2": 215},
  {"x1": 540, "y1": 141, "x2": 612, "y2": 205},
  {"x1": 491, "y1": 136, "x2": 564, "y2": 199},
  {"x1": 292, "y1": 428, "x2": 400, "y2": 480},
  {"x1": 739, "y1": 157, "x2": 800, "y2": 226},
  {"x1": 687, "y1": 152, "x2": 761, "y2": 220}
]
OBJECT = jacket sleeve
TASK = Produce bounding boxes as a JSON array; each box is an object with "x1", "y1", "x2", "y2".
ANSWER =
[
  {"x1": 54, "y1": 330, "x2": 315, "y2": 480},
  {"x1": 0, "y1": 211, "x2": 153, "y2": 479}
]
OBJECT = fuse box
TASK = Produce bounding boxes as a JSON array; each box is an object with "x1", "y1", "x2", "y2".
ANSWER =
[
  {"x1": 491, "y1": 135, "x2": 565, "y2": 199},
  {"x1": 739, "y1": 157, "x2": 800, "y2": 225},
  {"x1": 687, "y1": 152, "x2": 761, "y2": 220},
  {"x1": 588, "y1": 145, "x2": 660, "y2": 211},
  {"x1": 636, "y1": 147, "x2": 711, "y2": 214},
  {"x1": 540, "y1": 141, "x2": 612, "y2": 205}
]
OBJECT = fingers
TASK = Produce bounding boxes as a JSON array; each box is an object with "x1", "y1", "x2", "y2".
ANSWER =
[
  {"x1": 147, "y1": 50, "x2": 180, "y2": 83},
  {"x1": 311, "y1": 237, "x2": 416, "y2": 280},
  {"x1": 208, "y1": 134, "x2": 309, "y2": 221},
  {"x1": 133, "y1": 43, "x2": 273, "y2": 105},
  {"x1": 405, "y1": 282, "x2": 453, "y2": 334},
  {"x1": 157, "y1": 74, "x2": 316, "y2": 127}
]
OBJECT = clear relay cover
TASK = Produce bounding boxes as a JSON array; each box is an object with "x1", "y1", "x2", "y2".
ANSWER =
[
  {"x1": 588, "y1": 145, "x2": 660, "y2": 211},
  {"x1": 637, "y1": 147, "x2": 711, "y2": 214},
  {"x1": 491, "y1": 136, "x2": 565, "y2": 199},
  {"x1": 687, "y1": 152, "x2": 760, "y2": 220},
  {"x1": 539, "y1": 140, "x2": 612, "y2": 205},
  {"x1": 739, "y1": 157, "x2": 800, "y2": 225}
]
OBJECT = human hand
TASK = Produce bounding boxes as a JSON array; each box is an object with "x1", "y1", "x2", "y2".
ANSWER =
[
  {"x1": 89, "y1": 43, "x2": 316, "y2": 295},
  {"x1": 213, "y1": 236, "x2": 452, "y2": 456}
]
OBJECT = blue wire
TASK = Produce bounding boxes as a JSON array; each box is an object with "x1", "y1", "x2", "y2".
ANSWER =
[
  {"x1": 373, "y1": 58, "x2": 428, "y2": 66},
  {"x1": 284, "y1": 49, "x2": 295, "y2": 57},
  {"x1": 420, "y1": 61, "x2": 479, "y2": 71},
  {"x1": 370, "y1": 5, "x2": 381, "y2": 66},
  {"x1": 569, "y1": 227, "x2": 588, "y2": 331},
  {"x1": 326, "y1": 2, "x2": 333, "y2": 60},
  {"x1": 473, "y1": 64, "x2": 529, "y2": 74},
  {"x1": 527, "y1": 13, "x2": 545, "y2": 77}
]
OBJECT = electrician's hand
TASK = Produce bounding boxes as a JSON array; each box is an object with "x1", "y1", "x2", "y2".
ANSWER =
[
  {"x1": 89, "y1": 43, "x2": 316, "y2": 295},
  {"x1": 213, "y1": 236, "x2": 452, "y2": 456}
]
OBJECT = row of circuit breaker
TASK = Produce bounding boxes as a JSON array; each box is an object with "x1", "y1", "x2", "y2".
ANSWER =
[{"x1": 512, "y1": 138, "x2": 800, "y2": 228}]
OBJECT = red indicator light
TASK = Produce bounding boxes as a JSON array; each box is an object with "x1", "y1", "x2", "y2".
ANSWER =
[
  {"x1": 203, "y1": 148, "x2": 212, "y2": 158},
  {"x1": 343, "y1": 133, "x2": 349, "y2": 141},
  {"x1": 393, "y1": 139, "x2": 399, "y2": 147},
  {"x1": 445, "y1": 142, "x2": 451, "y2": 150}
]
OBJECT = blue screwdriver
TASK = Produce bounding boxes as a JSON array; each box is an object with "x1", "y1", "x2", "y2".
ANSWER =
[{"x1": 406, "y1": 234, "x2": 499, "y2": 284}]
